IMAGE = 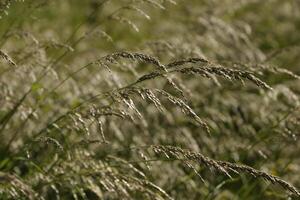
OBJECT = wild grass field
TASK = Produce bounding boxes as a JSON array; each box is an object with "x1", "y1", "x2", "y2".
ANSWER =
[{"x1": 0, "y1": 0, "x2": 300, "y2": 199}]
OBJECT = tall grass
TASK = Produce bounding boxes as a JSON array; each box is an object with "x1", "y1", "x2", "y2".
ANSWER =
[{"x1": 0, "y1": 0, "x2": 300, "y2": 199}]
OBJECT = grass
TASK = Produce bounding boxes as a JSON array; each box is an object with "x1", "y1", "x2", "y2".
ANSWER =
[{"x1": 0, "y1": 0, "x2": 300, "y2": 199}]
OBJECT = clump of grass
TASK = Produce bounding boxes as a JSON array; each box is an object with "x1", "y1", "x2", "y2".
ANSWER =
[{"x1": 0, "y1": 0, "x2": 300, "y2": 199}]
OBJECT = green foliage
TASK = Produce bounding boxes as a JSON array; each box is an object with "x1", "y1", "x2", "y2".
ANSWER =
[{"x1": 0, "y1": 0, "x2": 300, "y2": 199}]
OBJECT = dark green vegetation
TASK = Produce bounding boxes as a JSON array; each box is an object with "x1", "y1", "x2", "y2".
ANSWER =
[{"x1": 0, "y1": 0, "x2": 300, "y2": 199}]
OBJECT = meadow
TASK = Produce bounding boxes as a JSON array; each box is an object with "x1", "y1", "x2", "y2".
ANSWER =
[{"x1": 0, "y1": 0, "x2": 300, "y2": 199}]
